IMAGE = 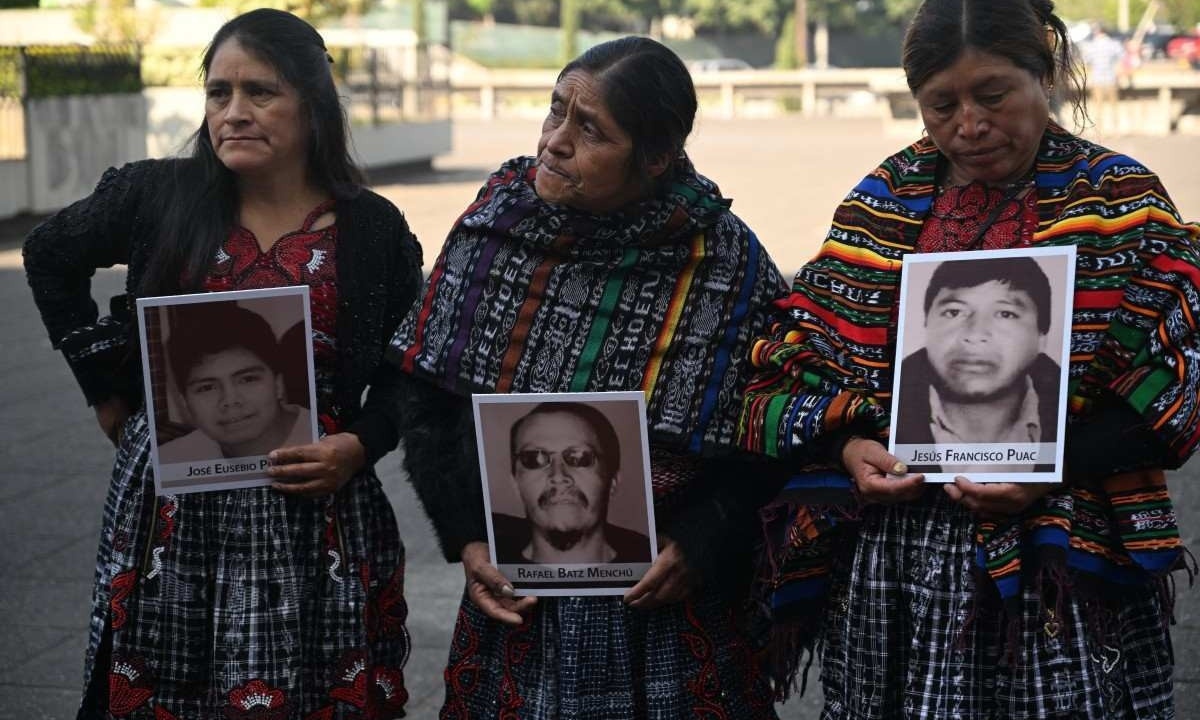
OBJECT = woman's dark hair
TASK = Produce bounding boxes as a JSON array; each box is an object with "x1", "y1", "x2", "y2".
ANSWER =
[
  {"x1": 559, "y1": 36, "x2": 697, "y2": 186},
  {"x1": 901, "y1": 0, "x2": 1086, "y2": 127},
  {"x1": 141, "y1": 8, "x2": 362, "y2": 296},
  {"x1": 924, "y1": 256, "x2": 1052, "y2": 334}
]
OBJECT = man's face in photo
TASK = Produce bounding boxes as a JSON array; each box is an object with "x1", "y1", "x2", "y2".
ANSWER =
[
  {"x1": 182, "y1": 346, "x2": 285, "y2": 455},
  {"x1": 925, "y1": 280, "x2": 1046, "y2": 402},
  {"x1": 513, "y1": 412, "x2": 614, "y2": 538}
]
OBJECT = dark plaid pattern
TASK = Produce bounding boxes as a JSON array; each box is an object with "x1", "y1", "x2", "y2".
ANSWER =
[
  {"x1": 440, "y1": 591, "x2": 778, "y2": 720},
  {"x1": 819, "y1": 491, "x2": 1174, "y2": 720},
  {"x1": 83, "y1": 413, "x2": 411, "y2": 719}
]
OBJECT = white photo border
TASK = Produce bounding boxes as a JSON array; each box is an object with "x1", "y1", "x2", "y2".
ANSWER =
[
  {"x1": 137, "y1": 286, "x2": 319, "y2": 496},
  {"x1": 472, "y1": 391, "x2": 659, "y2": 597},
  {"x1": 887, "y1": 245, "x2": 1077, "y2": 483}
]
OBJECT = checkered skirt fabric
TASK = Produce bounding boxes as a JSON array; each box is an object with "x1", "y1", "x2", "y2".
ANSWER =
[
  {"x1": 440, "y1": 591, "x2": 778, "y2": 720},
  {"x1": 82, "y1": 412, "x2": 411, "y2": 719},
  {"x1": 819, "y1": 491, "x2": 1174, "y2": 720}
]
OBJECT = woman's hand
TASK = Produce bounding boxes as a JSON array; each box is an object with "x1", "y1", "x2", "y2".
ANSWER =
[
  {"x1": 842, "y1": 437, "x2": 926, "y2": 504},
  {"x1": 943, "y1": 477, "x2": 1057, "y2": 520},
  {"x1": 461, "y1": 541, "x2": 536, "y2": 625},
  {"x1": 624, "y1": 539, "x2": 692, "y2": 609},
  {"x1": 94, "y1": 396, "x2": 130, "y2": 447},
  {"x1": 269, "y1": 432, "x2": 366, "y2": 497}
]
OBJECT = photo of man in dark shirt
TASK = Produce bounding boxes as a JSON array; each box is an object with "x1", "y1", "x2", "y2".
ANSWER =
[{"x1": 894, "y1": 255, "x2": 1061, "y2": 473}]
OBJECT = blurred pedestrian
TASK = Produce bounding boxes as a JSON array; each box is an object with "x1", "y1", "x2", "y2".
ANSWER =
[
  {"x1": 24, "y1": 9, "x2": 421, "y2": 719},
  {"x1": 1081, "y1": 23, "x2": 1125, "y2": 133}
]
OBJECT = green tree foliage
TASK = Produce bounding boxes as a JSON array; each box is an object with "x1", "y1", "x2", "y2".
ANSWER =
[
  {"x1": 682, "y1": 0, "x2": 904, "y2": 39},
  {"x1": 194, "y1": 0, "x2": 375, "y2": 25},
  {"x1": 1162, "y1": 0, "x2": 1199, "y2": 29},
  {"x1": 1053, "y1": 0, "x2": 1199, "y2": 29},
  {"x1": 775, "y1": 10, "x2": 797, "y2": 67},
  {"x1": 445, "y1": 0, "x2": 922, "y2": 47},
  {"x1": 467, "y1": 0, "x2": 495, "y2": 22},
  {"x1": 0, "y1": 48, "x2": 20, "y2": 97},
  {"x1": 879, "y1": 0, "x2": 920, "y2": 22},
  {"x1": 23, "y1": 45, "x2": 142, "y2": 98},
  {"x1": 682, "y1": 0, "x2": 788, "y2": 35},
  {"x1": 0, "y1": 0, "x2": 39, "y2": 8},
  {"x1": 413, "y1": 0, "x2": 427, "y2": 42},
  {"x1": 74, "y1": 0, "x2": 160, "y2": 44},
  {"x1": 560, "y1": 0, "x2": 579, "y2": 63}
]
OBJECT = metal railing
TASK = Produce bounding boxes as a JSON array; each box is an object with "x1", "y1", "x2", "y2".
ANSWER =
[{"x1": 336, "y1": 43, "x2": 453, "y2": 126}]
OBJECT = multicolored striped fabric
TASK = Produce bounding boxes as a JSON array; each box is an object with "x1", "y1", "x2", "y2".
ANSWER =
[
  {"x1": 389, "y1": 155, "x2": 787, "y2": 460},
  {"x1": 738, "y1": 124, "x2": 1200, "y2": 666}
]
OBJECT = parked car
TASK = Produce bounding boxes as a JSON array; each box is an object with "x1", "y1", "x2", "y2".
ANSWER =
[
  {"x1": 1166, "y1": 33, "x2": 1200, "y2": 68},
  {"x1": 686, "y1": 57, "x2": 753, "y2": 73},
  {"x1": 1141, "y1": 24, "x2": 1179, "y2": 60}
]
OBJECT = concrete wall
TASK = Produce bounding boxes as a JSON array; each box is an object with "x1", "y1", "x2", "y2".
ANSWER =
[
  {"x1": 25, "y1": 94, "x2": 148, "y2": 214},
  {"x1": 145, "y1": 87, "x2": 203, "y2": 159},
  {"x1": 2, "y1": 89, "x2": 452, "y2": 220},
  {"x1": 0, "y1": 160, "x2": 27, "y2": 218},
  {"x1": 350, "y1": 119, "x2": 453, "y2": 168}
]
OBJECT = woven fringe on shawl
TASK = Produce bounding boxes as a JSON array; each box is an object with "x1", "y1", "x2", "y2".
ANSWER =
[
  {"x1": 753, "y1": 469, "x2": 859, "y2": 700},
  {"x1": 756, "y1": 479, "x2": 1197, "y2": 700}
]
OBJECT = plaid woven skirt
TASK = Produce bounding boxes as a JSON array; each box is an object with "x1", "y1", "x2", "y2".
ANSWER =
[
  {"x1": 440, "y1": 590, "x2": 778, "y2": 720},
  {"x1": 819, "y1": 491, "x2": 1174, "y2": 720},
  {"x1": 79, "y1": 412, "x2": 411, "y2": 720}
]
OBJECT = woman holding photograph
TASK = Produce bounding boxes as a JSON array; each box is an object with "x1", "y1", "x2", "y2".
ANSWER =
[
  {"x1": 23, "y1": 9, "x2": 420, "y2": 719},
  {"x1": 388, "y1": 37, "x2": 788, "y2": 719},
  {"x1": 739, "y1": 0, "x2": 1200, "y2": 717}
]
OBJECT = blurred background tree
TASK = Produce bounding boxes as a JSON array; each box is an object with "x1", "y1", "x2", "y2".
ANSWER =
[
  {"x1": 193, "y1": 0, "x2": 376, "y2": 25},
  {"x1": 74, "y1": 0, "x2": 160, "y2": 44},
  {"x1": 1054, "y1": 0, "x2": 1198, "y2": 30},
  {"x1": 560, "y1": 0, "x2": 578, "y2": 64},
  {"x1": 467, "y1": 0, "x2": 496, "y2": 24}
]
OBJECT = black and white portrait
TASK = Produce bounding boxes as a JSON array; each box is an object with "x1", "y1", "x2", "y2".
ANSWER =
[
  {"x1": 890, "y1": 246, "x2": 1075, "y2": 482},
  {"x1": 473, "y1": 392, "x2": 657, "y2": 596},
  {"x1": 139, "y1": 286, "x2": 318, "y2": 494}
]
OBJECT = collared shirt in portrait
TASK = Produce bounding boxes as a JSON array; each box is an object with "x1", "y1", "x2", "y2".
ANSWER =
[{"x1": 928, "y1": 375, "x2": 1041, "y2": 474}]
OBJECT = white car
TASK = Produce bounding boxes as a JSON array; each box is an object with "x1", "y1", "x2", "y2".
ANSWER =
[{"x1": 686, "y1": 58, "x2": 753, "y2": 73}]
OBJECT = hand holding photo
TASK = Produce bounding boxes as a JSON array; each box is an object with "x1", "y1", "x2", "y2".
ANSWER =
[
  {"x1": 138, "y1": 286, "x2": 319, "y2": 495},
  {"x1": 888, "y1": 246, "x2": 1076, "y2": 483}
]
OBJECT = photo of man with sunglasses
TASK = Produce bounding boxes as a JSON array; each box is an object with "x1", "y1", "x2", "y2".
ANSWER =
[{"x1": 492, "y1": 401, "x2": 652, "y2": 565}]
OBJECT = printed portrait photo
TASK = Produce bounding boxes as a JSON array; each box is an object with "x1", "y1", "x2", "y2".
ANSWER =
[
  {"x1": 138, "y1": 286, "x2": 318, "y2": 494},
  {"x1": 889, "y1": 246, "x2": 1076, "y2": 483},
  {"x1": 473, "y1": 391, "x2": 657, "y2": 596}
]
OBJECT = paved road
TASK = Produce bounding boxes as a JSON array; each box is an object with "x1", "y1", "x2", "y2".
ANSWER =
[{"x1": 1, "y1": 117, "x2": 1199, "y2": 718}]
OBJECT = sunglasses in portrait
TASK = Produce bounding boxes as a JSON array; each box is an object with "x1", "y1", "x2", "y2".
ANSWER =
[{"x1": 516, "y1": 446, "x2": 600, "y2": 471}]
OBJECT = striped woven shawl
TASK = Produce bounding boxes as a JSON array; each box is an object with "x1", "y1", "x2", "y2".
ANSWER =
[
  {"x1": 389, "y1": 156, "x2": 786, "y2": 463},
  {"x1": 738, "y1": 124, "x2": 1200, "y2": 663}
]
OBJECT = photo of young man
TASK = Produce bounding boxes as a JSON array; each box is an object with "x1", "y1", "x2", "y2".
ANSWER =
[
  {"x1": 892, "y1": 250, "x2": 1073, "y2": 478},
  {"x1": 157, "y1": 302, "x2": 312, "y2": 464}
]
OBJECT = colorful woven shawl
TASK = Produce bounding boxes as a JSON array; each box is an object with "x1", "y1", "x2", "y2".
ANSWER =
[
  {"x1": 738, "y1": 124, "x2": 1200, "y2": 672},
  {"x1": 390, "y1": 156, "x2": 787, "y2": 463}
]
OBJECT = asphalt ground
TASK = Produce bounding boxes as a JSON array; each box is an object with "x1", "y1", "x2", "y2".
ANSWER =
[{"x1": 1, "y1": 116, "x2": 1198, "y2": 718}]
